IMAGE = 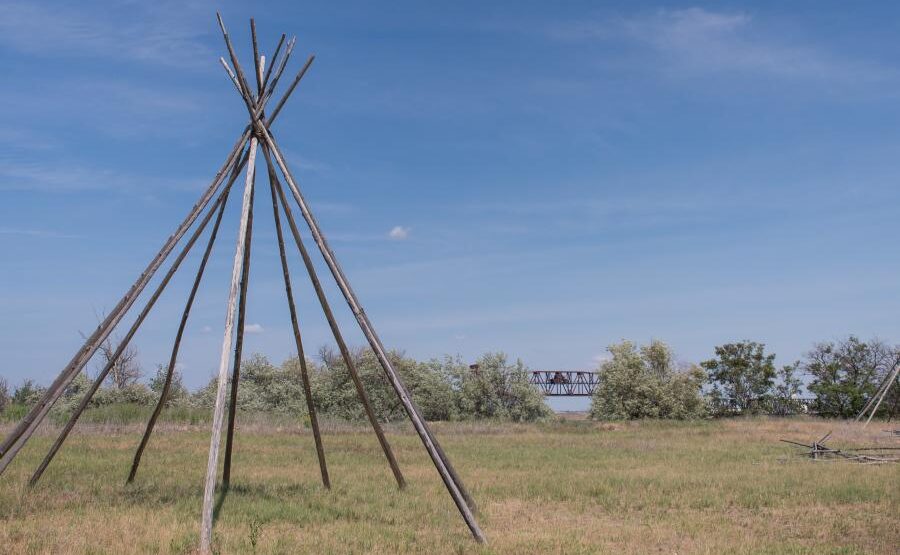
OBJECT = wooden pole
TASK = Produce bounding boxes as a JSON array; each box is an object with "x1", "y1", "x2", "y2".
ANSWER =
[
  {"x1": 0, "y1": 127, "x2": 251, "y2": 478},
  {"x1": 865, "y1": 365, "x2": 900, "y2": 427},
  {"x1": 128, "y1": 147, "x2": 246, "y2": 484},
  {"x1": 28, "y1": 158, "x2": 243, "y2": 487},
  {"x1": 250, "y1": 18, "x2": 262, "y2": 96},
  {"x1": 200, "y1": 136, "x2": 258, "y2": 554},
  {"x1": 857, "y1": 366, "x2": 897, "y2": 421},
  {"x1": 222, "y1": 177, "x2": 256, "y2": 488},
  {"x1": 261, "y1": 34, "x2": 286, "y2": 91},
  {"x1": 217, "y1": 33, "x2": 473, "y2": 514},
  {"x1": 222, "y1": 52, "x2": 265, "y2": 489},
  {"x1": 262, "y1": 145, "x2": 404, "y2": 489},
  {"x1": 267, "y1": 55, "x2": 314, "y2": 124},
  {"x1": 260, "y1": 129, "x2": 484, "y2": 542},
  {"x1": 264, "y1": 147, "x2": 331, "y2": 489}
]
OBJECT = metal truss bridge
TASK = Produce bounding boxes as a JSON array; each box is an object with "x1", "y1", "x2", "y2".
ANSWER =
[{"x1": 529, "y1": 371, "x2": 598, "y2": 396}]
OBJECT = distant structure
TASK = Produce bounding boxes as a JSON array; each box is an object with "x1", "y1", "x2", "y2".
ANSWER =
[
  {"x1": 0, "y1": 15, "x2": 484, "y2": 552},
  {"x1": 529, "y1": 371, "x2": 599, "y2": 396},
  {"x1": 856, "y1": 364, "x2": 900, "y2": 426}
]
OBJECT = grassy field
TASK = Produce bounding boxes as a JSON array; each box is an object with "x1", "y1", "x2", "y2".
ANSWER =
[{"x1": 0, "y1": 417, "x2": 897, "y2": 554}]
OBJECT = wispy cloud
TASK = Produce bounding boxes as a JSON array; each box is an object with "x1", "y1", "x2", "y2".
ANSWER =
[
  {"x1": 0, "y1": 159, "x2": 205, "y2": 193},
  {"x1": 0, "y1": 0, "x2": 214, "y2": 68},
  {"x1": 0, "y1": 228, "x2": 81, "y2": 239},
  {"x1": 388, "y1": 225, "x2": 411, "y2": 240},
  {"x1": 244, "y1": 323, "x2": 264, "y2": 334},
  {"x1": 550, "y1": 8, "x2": 894, "y2": 83}
]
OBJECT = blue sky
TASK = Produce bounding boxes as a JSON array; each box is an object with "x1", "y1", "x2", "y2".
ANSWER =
[{"x1": 2, "y1": 1, "x2": 899, "y2": 410}]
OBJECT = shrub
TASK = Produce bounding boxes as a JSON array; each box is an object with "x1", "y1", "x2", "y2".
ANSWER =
[
  {"x1": 449, "y1": 352, "x2": 551, "y2": 422},
  {"x1": 590, "y1": 340, "x2": 706, "y2": 420},
  {"x1": 193, "y1": 354, "x2": 310, "y2": 416},
  {"x1": 0, "y1": 376, "x2": 8, "y2": 414},
  {"x1": 312, "y1": 348, "x2": 458, "y2": 421},
  {"x1": 149, "y1": 365, "x2": 189, "y2": 407},
  {"x1": 12, "y1": 379, "x2": 45, "y2": 407}
]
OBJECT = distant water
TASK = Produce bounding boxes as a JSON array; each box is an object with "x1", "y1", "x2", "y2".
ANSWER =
[{"x1": 546, "y1": 396, "x2": 591, "y2": 413}]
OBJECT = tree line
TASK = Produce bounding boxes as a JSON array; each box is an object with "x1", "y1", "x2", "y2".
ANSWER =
[
  {"x1": 0, "y1": 334, "x2": 896, "y2": 424},
  {"x1": 0, "y1": 348, "x2": 550, "y2": 424},
  {"x1": 589, "y1": 335, "x2": 900, "y2": 420}
]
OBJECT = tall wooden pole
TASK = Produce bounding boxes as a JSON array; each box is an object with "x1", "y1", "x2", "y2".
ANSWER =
[
  {"x1": 222, "y1": 181, "x2": 255, "y2": 487},
  {"x1": 265, "y1": 147, "x2": 331, "y2": 489},
  {"x1": 0, "y1": 128, "x2": 251, "y2": 478},
  {"x1": 200, "y1": 137, "x2": 258, "y2": 554},
  {"x1": 261, "y1": 34, "x2": 286, "y2": 91},
  {"x1": 263, "y1": 145, "x2": 404, "y2": 489},
  {"x1": 260, "y1": 129, "x2": 485, "y2": 542},
  {"x1": 128, "y1": 147, "x2": 245, "y2": 484},
  {"x1": 864, "y1": 365, "x2": 900, "y2": 426},
  {"x1": 217, "y1": 29, "x2": 476, "y2": 515}
]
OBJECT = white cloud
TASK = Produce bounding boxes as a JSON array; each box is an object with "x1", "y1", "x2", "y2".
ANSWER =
[
  {"x1": 0, "y1": 0, "x2": 213, "y2": 68},
  {"x1": 0, "y1": 228, "x2": 80, "y2": 239},
  {"x1": 244, "y1": 323, "x2": 264, "y2": 334},
  {"x1": 551, "y1": 8, "x2": 892, "y2": 83},
  {"x1": 200, "y1": 326, "x2": 212, "y2": 333},
  {"x1": 0, "y1": 159, "x2": 206, "y2": 193},
  {"x1": 388, "y1": 225, "x2": 411, "y2": 240}
]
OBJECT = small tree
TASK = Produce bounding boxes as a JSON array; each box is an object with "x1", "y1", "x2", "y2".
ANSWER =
[
  {"x1": 701, "y1": 341, "x2": 776, "y2": 413},
  {"x1": 590, "y1": 340, "x2": 705, "y2": 420},
  {"x1": 804, "y1": 336, "x2": 898, "y2": 418},
  {"x1": 149, "y1": 365, "x2": 189, "y2": 407},
  {"x1": 97, "y1": 338, "x2": 142, "y2": 389},
  {"x1": 774, "y1": 363, "x2": 802, "y2": 399}
]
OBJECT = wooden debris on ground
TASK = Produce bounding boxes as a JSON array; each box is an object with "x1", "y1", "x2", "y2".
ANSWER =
[{"x1": 780, "y1": 431, "x2": 900, "y2": 464}]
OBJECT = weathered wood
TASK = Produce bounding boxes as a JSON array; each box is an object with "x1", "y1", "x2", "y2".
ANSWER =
[
  {"x1": 219, "y1": 37, "x2": 472, "y2": 516},
  {"x1": 217, "y1": 13, "x2": 257, "y2": 118},
  {"x1": 263, "y1": 145, "x2": 404, "y2": 489},
  {"x1": 222, "y1": 52, "x2": 265, "y2": 489},
  {"x1": 200, "y1": 137, "x2": 258, "y2": 554},
  {"x1": 128, "y1": 147, "x2": 246, "y2": 484},
  {"x1": 264, "y1": 146, "x2": 331, "y2": 489},
  {"x1": 261, "y1": 34, "x2": 286, "y2": 91},
  {"x1": 222, "y1": 177, "x2": 256, "y2": 488},
  {"x1": 0, "y1": 127, "x2": 252, "y2": 478},
  {"x1": 28, "y1": 157, "x2": 243, "y2": 487},
  {"x1": 259, "y1": 128, "x2": 485, "y2": 542},
  {"x1": 865, "y1": 365, "x2": 900, "y2": 427},
  {"x1": 250, "y1": 18, "x2": 262, "y2": 96},
  {"x1": 268, "y1": 55, "x2": 315, "y2": 124}
]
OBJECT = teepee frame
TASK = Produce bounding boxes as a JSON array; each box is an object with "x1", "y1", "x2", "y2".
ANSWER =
[{"x1": 0, "y1": 15, "x2": 485, "y2": 552}]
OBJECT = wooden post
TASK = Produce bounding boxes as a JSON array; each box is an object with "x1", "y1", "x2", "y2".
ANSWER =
[
  {"x1": 29, "y1": 164, "x2": 242, "y2": 487},
  {"x1": 261, "y1": 34, "x2": 286, "y2": 91},
  {"x1": 260, "y1": 129, "x2": 485, "y2": 542},
  {"x1": 865, "y1": 365, "x2": 900, "y2": 427},
  {"x1": 250, "y1": 18, "x2": 262, "y2": 95},
  {"x1": 128, "y1": 148, "x2": 243, "y2": 484},
  {"x1": 222, "y1": 180, "x2": 255, "y2": 487},
  {"x1": 0, "y1": 127, "x2": 252, "y2": 478},
  {"x1": 264, "y1": 147, "x2": 330, "y2": 489},
  {"x1": 218, "y1": 32, "x2": 474, "y2": 512},
  {"x1": 200, "y1": 137, "x2": 258, "y2": 554},
  {"x1": 263, "y1": 145, "x2": 404, "y2": 489}
]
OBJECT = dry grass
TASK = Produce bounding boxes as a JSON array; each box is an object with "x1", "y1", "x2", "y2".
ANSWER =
[{"x1": 0, "y1": 417, "x2": 897, "y2": 554}]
